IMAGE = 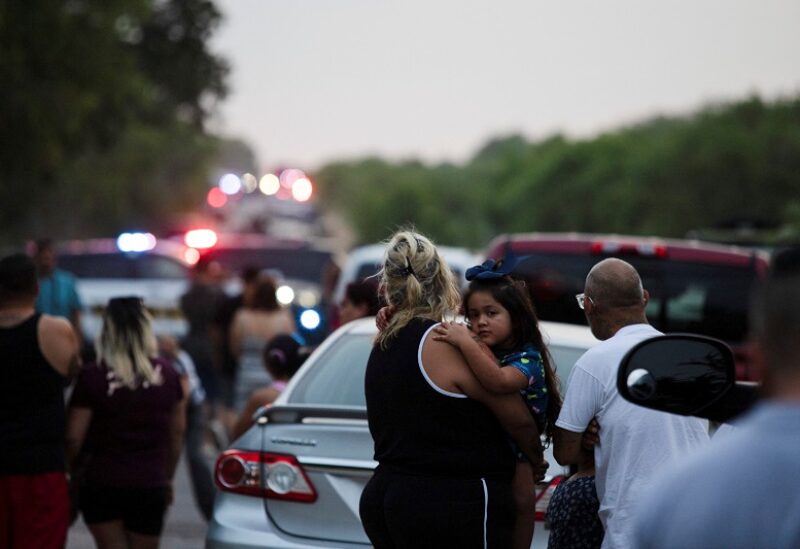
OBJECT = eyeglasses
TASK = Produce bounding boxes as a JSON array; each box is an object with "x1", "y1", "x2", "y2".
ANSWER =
[{"x1": 575, "y1": 293, "x2": 595, "y2": 310}]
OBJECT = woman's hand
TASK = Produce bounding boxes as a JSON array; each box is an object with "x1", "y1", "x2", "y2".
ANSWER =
[{"x1": 432, "y1": 321, "x2": 474, "y2": 349}]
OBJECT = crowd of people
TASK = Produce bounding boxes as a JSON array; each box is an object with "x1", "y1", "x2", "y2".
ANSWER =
[
  {"x1": 2, "y1": 229, "x2": 798, "y2": 549},
  {"x1": 0, "y1": 243, "x2": 362, "y2": 548}
]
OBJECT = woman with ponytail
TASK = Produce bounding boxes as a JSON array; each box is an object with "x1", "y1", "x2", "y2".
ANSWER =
[
  {"x1": 65, "y1": 297, "x2": 188, "y2": 549},
  {"x1": 360, "y1": 230, "x2": 546, "y2": 549}
]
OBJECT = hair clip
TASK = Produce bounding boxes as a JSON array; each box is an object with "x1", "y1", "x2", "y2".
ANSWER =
[{"x1": 398, "y1": 258, "x2": 416, "y2": 278}]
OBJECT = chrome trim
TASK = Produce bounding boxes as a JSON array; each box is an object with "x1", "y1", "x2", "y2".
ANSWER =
[
  {"x1": 300, "y1": 417, "x2": 369, "y2": 426},
  {"x1": 299, "y1": 456, "x2": 378, "y2": 473}
]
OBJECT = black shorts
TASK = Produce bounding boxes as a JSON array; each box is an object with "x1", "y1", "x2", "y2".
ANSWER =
[
  {"x1": 359, "y1": 470, "x2": 514, "y2": 549},
  {"x1": 80, "y1": 483, "x2": 168, "y2": 536}
]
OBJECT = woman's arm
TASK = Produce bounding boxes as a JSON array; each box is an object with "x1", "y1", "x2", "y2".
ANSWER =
[
  {"x1": 433, "y1": 322, "x2": 527, "y2": 394},
  {"x1": 167, "y1": 376, "x2": 190, "y2": 485},
  {"x1": 231, "y1": 387, "x2": 280, "y2": 440},
  {"x1": 229, "y1": 311, "x2": 245, "y2": 358},
  {"x1": 64, "y1": 407, "x2": 92, "y2": 472}
]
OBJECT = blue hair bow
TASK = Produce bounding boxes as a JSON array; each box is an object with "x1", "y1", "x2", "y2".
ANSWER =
[{"x1": 465, "y1": 250, "x2": 521, "y2": 281}]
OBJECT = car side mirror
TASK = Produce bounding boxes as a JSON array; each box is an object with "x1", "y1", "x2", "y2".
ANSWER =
[{"x1": 617, "y1": 334, "x2": 757, "y2": 423}]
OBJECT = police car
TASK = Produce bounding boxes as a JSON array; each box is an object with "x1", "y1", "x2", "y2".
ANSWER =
[{"x1": 56, "y1": 233, "x2": 196, "y2": 343}]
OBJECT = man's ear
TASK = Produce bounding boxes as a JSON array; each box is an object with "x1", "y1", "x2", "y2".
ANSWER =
[{"x1": 642, "y1": 289, "x2": 650, "y2": 307}]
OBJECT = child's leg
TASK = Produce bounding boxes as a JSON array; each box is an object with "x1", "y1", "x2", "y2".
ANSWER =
[{"x1": 512, "y1": 460, "x2": 536, "y2": 549}]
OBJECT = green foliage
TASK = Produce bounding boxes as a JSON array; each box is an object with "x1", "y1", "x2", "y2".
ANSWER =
[
  {"x1": 314, "y1": 95, "x2": 800, "y2": 248},
  {"x1": 0, "y1": 0, "x2": 228, "y2": 242}
]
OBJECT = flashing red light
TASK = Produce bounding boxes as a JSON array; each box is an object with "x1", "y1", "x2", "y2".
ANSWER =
[
  {"x1": 185, "y1": 228, "x2": 218, "y2": 249},
  {"x1": 207, "y1": 188, "x2": 227, "y2": 208}
]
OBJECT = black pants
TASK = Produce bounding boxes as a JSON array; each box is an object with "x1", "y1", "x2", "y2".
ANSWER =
[{"x1": 359, "y1": 470, "x2": 514, "y2": 549}]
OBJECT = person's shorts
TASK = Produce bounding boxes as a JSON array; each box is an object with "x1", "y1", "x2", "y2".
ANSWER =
[
  {"x1": 0, "y1": 471, "x2": 69, "y2": 549},
  {"x1": 80, "y1": 483, "x2": 168, "y2": 536}
]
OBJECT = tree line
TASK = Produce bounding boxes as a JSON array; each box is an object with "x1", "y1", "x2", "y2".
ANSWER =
[{"x1": 314, "y1": 95, "x2": 800, "y2": 249}]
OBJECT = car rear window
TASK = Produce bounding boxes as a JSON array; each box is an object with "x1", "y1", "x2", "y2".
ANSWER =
[
  {"x1": 513, "y1": 254, "x2": 759, "y2": 343},
  {"x1": 288, "y1": 333, "x2": 373, "y2": 407}
]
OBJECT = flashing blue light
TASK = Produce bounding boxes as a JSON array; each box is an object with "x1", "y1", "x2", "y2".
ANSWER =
[
  {"x1": 117, "y1": 232, "x2": 157, "y2": 253},
  {"x1": 299, "y1": 309, "x2": 321, "y2": 331}
]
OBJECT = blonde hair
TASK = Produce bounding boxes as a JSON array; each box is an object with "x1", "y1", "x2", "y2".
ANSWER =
[
  {"x1": 375, "y1": 230, "x2": 462, "y2": 349},
  {"x1": 95, "y1": 297, "x2": 162, "y2": 388}
]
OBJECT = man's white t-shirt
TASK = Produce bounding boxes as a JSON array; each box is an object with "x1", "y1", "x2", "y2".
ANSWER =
[{"x1": 556, "y1": 324, "x2": 710, "y2": 549}]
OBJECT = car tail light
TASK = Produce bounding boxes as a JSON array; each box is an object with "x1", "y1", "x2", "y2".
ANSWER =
[
  {"x1": 591, "y1": 241, "x2": 668, "y2": 258},
  {"x1": 214, "y1": 450, "x2": 317, "y2": 503},
  {"x1": 534, "y1": 476, "x2": 563, "y2": 521}
]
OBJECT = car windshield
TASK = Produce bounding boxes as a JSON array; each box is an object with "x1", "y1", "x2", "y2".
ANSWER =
[
  {"x1": 548, "y1": 344, "x2": 586, "y2": 386},
  {"x1": 58, "y1": 253, "x2": 187, "y2": 280},
  {"x1": 514, "y1": 254, "x2": 759, "y2": 343},
  {"x1": 287, "y1": 331, "x2": 590, "y2": 408},
  {"x1": 205, "y1": 247, "x2": 332, "y2": 284}
]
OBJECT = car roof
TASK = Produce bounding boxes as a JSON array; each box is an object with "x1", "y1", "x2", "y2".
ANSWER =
[
  {"x1": 488, "y1": 232, "x2": 770, "y2": 269},
  {"x1": 56, "y1": 238, "x2": 191, "y2": 264}
]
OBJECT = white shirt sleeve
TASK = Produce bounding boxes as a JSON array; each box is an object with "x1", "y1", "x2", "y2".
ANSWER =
[{"x1": 555, "y1": 363, "x2": 604, "y2": 433}]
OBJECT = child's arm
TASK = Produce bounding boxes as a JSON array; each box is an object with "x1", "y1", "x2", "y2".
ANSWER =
[{"x1": 433, "y1": 321, "x2": 527, "y2": 394}]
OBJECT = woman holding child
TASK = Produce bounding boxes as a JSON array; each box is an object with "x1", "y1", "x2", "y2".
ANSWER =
[{"x1": 359, "y1": 230, "x2": 552, "y2": 548}]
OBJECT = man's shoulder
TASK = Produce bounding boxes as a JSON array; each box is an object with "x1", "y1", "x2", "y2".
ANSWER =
[{"x1": 53, "y1": 268, "x2": 77, "y2": 283}]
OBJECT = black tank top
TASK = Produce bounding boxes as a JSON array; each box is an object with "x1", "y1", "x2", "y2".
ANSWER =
[
  {"x1": 365, "y1": 318, "x2": 514, "y2": 479},
  {"x1": 0, "y1": 313, "x2": 67, "y2": 474}
]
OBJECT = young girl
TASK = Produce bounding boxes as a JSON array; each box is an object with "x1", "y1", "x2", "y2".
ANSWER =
[{"x1": 433, "y1": 274, "x2": 562, "y2": 549}]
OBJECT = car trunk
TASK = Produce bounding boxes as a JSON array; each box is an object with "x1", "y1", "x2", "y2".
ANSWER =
[{"x1": 261, "y1": 406, "x2": 374, "y2": 545}]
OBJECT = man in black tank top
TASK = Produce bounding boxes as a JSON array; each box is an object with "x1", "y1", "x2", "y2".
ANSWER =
[{"x1": 0, "y1": 254, "x2": 81, "y2": 548}]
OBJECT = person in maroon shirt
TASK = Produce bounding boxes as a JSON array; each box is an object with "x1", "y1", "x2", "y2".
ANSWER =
[{"x1": 66, "y1": 296, "x2": 188, "y2": 549}]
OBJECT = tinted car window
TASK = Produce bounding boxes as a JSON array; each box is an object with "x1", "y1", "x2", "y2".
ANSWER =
[
  {"x1": 58, "y1": 254, "x2": 135, "y2": 279},
  {"x1": 136, "y1": 255, "x2": 187, "y2": 279},
  {"x1": 514, "y1": 254, "x2": 759, "y2": 343},
  {"x1": 205, "y1": 248, "x2": 333, "y2": 284},
  {"x1": 288, "y1": 333, "x2": 373, "y2": 407}
]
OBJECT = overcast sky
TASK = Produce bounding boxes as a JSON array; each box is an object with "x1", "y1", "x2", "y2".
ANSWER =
[{"x1": 210, "y1": 0, "x2": 800, "y2": 172}]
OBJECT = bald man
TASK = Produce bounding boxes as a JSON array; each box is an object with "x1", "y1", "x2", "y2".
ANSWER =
[{"x1": 553, "y1": 258, "x2": 709, "y2": 549}]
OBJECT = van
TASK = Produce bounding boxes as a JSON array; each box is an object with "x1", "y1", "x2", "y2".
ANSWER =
[{"x1": 485, "y1": 233, "x2": 770, "y2": 381}]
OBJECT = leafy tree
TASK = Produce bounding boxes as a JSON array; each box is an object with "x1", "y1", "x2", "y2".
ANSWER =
[{"x1": 0, "y1": 0, "x2": 228, "y2": 241}]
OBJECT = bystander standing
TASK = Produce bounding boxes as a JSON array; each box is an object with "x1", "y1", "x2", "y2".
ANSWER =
[
  {"x1": 31, "y1": 238, "x2": 82, "y2": 338},
  {"x1": 554, "y1": 258, "x2": 709, "y2": 549},
  {"x1": 0, "y1": 253, "x2": 81, "y2": 548}
]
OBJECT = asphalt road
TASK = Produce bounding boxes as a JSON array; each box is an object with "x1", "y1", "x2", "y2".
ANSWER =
[{"x1": 66, "y1": 454, "x2": 209, "y2": 548}]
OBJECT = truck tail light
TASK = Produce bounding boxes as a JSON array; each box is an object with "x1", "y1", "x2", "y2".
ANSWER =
[
  {"x1": 214, "y1": 450, "x2": 317, "y2": 503},
  {"x1": 534, "y1": 476, "x2": 563, "y2": 521}
]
